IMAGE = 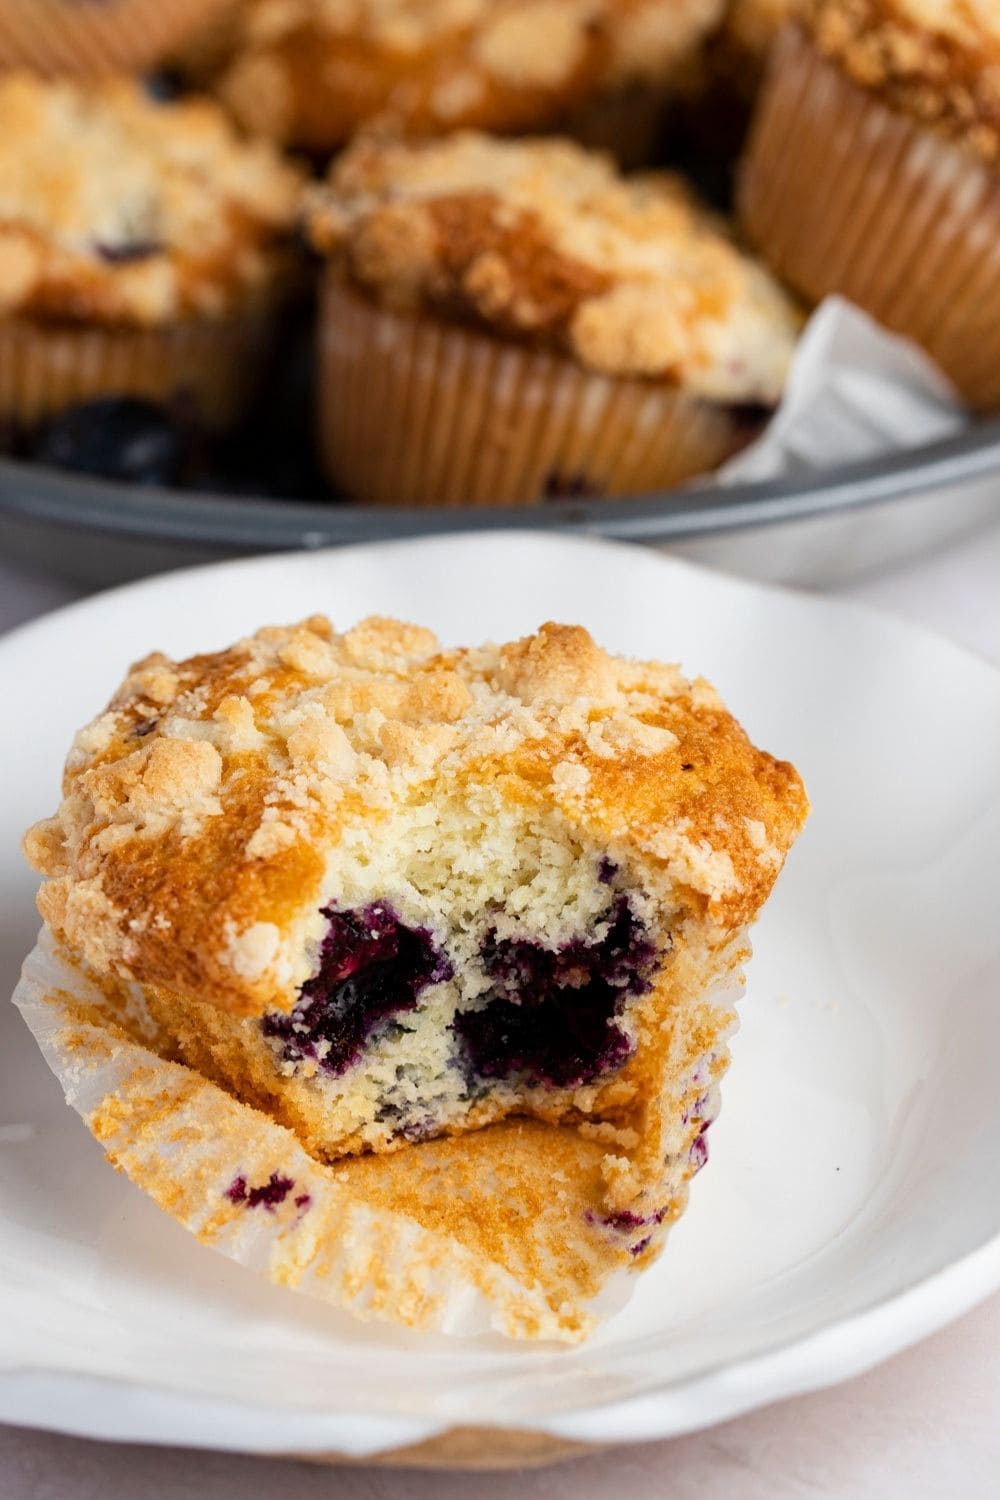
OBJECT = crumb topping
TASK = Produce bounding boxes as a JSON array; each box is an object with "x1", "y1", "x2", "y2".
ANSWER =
[
  {"x1": 804, "y1": 0, "x2": 1000, "y2": 161},
  {"x1": 24, "y1": 615, "x2": 807, "y2": 1016},
  {"x1": 0, "y1": 73, "x2": 305, "y2": 325},
  {"x1": 305, "y1": 132, "x2": 800, "y2": 399},
  {"x1": 218, "y1": 0, "x2": 725, "y2": 149}
]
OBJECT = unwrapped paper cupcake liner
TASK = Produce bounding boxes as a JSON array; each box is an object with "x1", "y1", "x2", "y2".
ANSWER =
[
  {"x1": 0, "y1": 310, "x2": 277, "y2": 433},
  {"x1": 0, "y1": 0, "x2": 232, "y2": 75},
  {"x1": 317, "y1": 277, "x2": 756, "y2": 507},
  {"x1": 738, "y1": 26, "x2": 1000, "y2": 411},
  {"x1": 13, "y1": 926, "x2": 743, "y2": 1344}
]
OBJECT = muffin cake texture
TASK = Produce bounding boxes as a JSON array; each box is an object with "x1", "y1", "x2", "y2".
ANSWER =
[
  {"x1": 0, "y1": 0, "x2": 234, "y2": 76},
  {"x1": 216, "y1": 0, "x2": 725, "y2": 156},
  {"x1": 739, "y1": 1, "x2": 1000, "y2": 408},
  {"x1": 0, "y1": 73, "x2": 304, "y2": 436},
  {"x1": 22, "y1": 615, "x2": 807, "y2": 1339},
  {"x1": 305, "y1": 131, "x2": 801, "y2": 506}
]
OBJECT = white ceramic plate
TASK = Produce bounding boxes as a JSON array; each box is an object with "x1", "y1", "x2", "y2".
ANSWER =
[{"x1": 2, "y1": 534, "x2": 999, "y2": 1463}]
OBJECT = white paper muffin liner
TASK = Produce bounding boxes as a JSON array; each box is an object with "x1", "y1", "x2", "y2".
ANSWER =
[{"x1": 13, "y1": 927, "x2": 743, "y2": 1344}]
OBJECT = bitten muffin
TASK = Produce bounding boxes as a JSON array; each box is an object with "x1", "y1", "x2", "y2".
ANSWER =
[
  {"x1": 738, "y1": 0, "x2": 1000, "y2": 409},
  {"x1": 216, "y1": 0, "x2": 725, "y2": 160},
  {"x1": 0, "y1": 0, "x2": 234, "y2": 77},
  {"x1": 304, "y1": 131, "x2": 800, "y2": 506},
  {"x1": 22, "y1": 615, "x2": 807, "y2": 1338},
  {"x1": 0, "y1": 73, "x2": 304, "y2": 442}
]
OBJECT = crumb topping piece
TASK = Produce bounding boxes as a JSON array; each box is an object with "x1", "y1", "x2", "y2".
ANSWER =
[
  {"x1": 218, "y1": 0, "x2": 725, "y2": 148},
  {"x1": 805, "y1": 0, "x2": 1000, "y2": 161},
  {"x1": 0, "y1": 73, "x2": 305, "y2": 324},
  {"x1": 305, "y1": 132, "x2": 801, "y2": 400},
  {"x1": 24, "y1": 615, "x2": 808, "y2": 1016}
]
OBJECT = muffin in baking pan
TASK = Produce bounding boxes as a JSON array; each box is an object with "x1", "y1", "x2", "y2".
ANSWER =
[
  {"x1": 215, "y1": 0, "x2": 725, "y2": 159},
  {"x1": 305, "y1": 130, "x2": 801, "y2": 507},
  {"x1": 22, "y1": 614, "x2": 807, "y2": 1338},
  {"x1": 738, "y1": 0, "x2": 1000, "y2": 409},
  {"x1": 0, "y1": 73, "x2": 304, "y2": 445}
]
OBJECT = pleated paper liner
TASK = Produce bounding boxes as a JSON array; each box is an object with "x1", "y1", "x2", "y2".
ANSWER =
[
  {"x1": 13, "y1": 925, "x2": 742, "y2": 1345},
  {"x1": 317, "y1": 278, "x2": 759, "y2": 507},
  {"x1": 738, "y1": 26, "x2": 1000, "y2": 411},
  {"x1": 0, "y1": 309, "x2": 277, "y2": 433},
  {"x1": 0, "y1": 0, "x2": 233, "y2": 75}
]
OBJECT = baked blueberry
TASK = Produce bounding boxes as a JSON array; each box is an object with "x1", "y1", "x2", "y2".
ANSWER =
[{"x1": 31, "y1": 398, "x2": 184, "y2": 486}]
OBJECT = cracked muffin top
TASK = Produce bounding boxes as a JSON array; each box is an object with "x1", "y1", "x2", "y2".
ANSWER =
[
  {"x1": 24, "y1": 615, "x2": 808, "y2": 1016},
  {"x1": 0, "y1": 73, "x2": 305, "y2": 326},
  {"x1": 217, "y1": 0, "x2": 725, "y2": 148},
  {"x1": 305, "y1": 131, "x2": 801, "y2": 400},
  {"x1": 804, "y1": 0, "x2": 1000, "y2": 160}
]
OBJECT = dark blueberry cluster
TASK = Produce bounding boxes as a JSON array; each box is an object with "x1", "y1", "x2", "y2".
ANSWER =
[
  {"x1": 689, "y1": 1129, "x2": 710, "y2": 1176},
  {"x1": 94, "y1": 239, "x2": 163, "y2": 264},
  {"x1": 454, "y1": 897, "x2": 659, "y2": 1090},
  {"x1": 32, "y1": 397, "x2": 185, "y2": 487},
  {"x1": 225, "y1": 1171, "x2": 295, "y2": 1210},
  {"x1": 262, "y1": 903, "x2": 452, "y2": 1077},
  {"x1": 542, "y1": 471, "x2": 601, "y2": 501}
]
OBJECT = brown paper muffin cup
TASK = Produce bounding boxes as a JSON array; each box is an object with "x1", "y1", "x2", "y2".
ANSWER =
[
  {"x1": 0, "y1": 310, "x2": 277, "y2": 435},
  {"x1": 317, "y1": 278, "x2": 757, "y2": 507},
  {"x1": 738, "y1": 26, "x2": 1000, "y2": 411},
  {"x1": 0, "y1": 0, "x2": 231, "y2": 75}
]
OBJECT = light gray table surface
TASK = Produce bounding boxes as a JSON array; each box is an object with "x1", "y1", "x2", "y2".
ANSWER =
[{"x1": 2, "y1": 526, "x2": 999, "y2": 1499}]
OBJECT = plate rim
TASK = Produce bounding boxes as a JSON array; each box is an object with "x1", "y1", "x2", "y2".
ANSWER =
[{"x1": 3, "y1": 531, "x2": 1000, "y2": 1460}]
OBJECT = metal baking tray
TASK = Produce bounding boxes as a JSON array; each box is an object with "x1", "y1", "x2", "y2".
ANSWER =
[{"x1": 3, "y1": 418, "x2": 1000, "y2": 589}]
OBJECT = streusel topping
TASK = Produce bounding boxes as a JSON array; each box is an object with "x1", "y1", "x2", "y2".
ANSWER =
[
  {"x1": 305, "y1": 132, "x2": 800, "y2": 399},
  {"x1": 0, "y1": 74, "x2": 305, "y2": 324},
  {"x1": 219, "y1": 0, "x2": 724, "y2": 147},
  {"x1": 24, "y1": 616, "x2": 807, "y2": 1014},
  {"x1": 805, "y1": 0, "x2": 1000, "y2": 161}
]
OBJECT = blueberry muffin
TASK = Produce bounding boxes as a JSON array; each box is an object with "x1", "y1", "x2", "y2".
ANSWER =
[
  {"x1": 739, "y1": 0, "x2": 1000, "y2": 409},
  {"x1": 0, "y1": 0, "x2": 234, "y2": 76},
  {"x1": 303, "y1": 131, "x2": 801, "y2": 506},
  {"x1": 22, "y1": 615, "x2": 807, "y2": 1338},
  {"x1": 216, "y1": 0, "x2": 725, "y2": 161},
  {"x1": 0, "y1": 73, "x2": 304, "y2": 445}
]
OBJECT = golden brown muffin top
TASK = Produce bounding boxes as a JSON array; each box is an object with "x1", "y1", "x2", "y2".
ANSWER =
[
  {"x1": 0, "y1": 73, "x2": 305, "y2": 326},
  {"x1": 217, "y1": 0, "x2": 724, "y2": 149},
  {"x1": 305, "y1": 131, "x2": 801, "y2": 399},
  {"x1": 805, "y1": 0, "x2": 1000, "y2": 160},
  {"x1": 24, "y1": 615, "x2": 808, "y2": 1016}
]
